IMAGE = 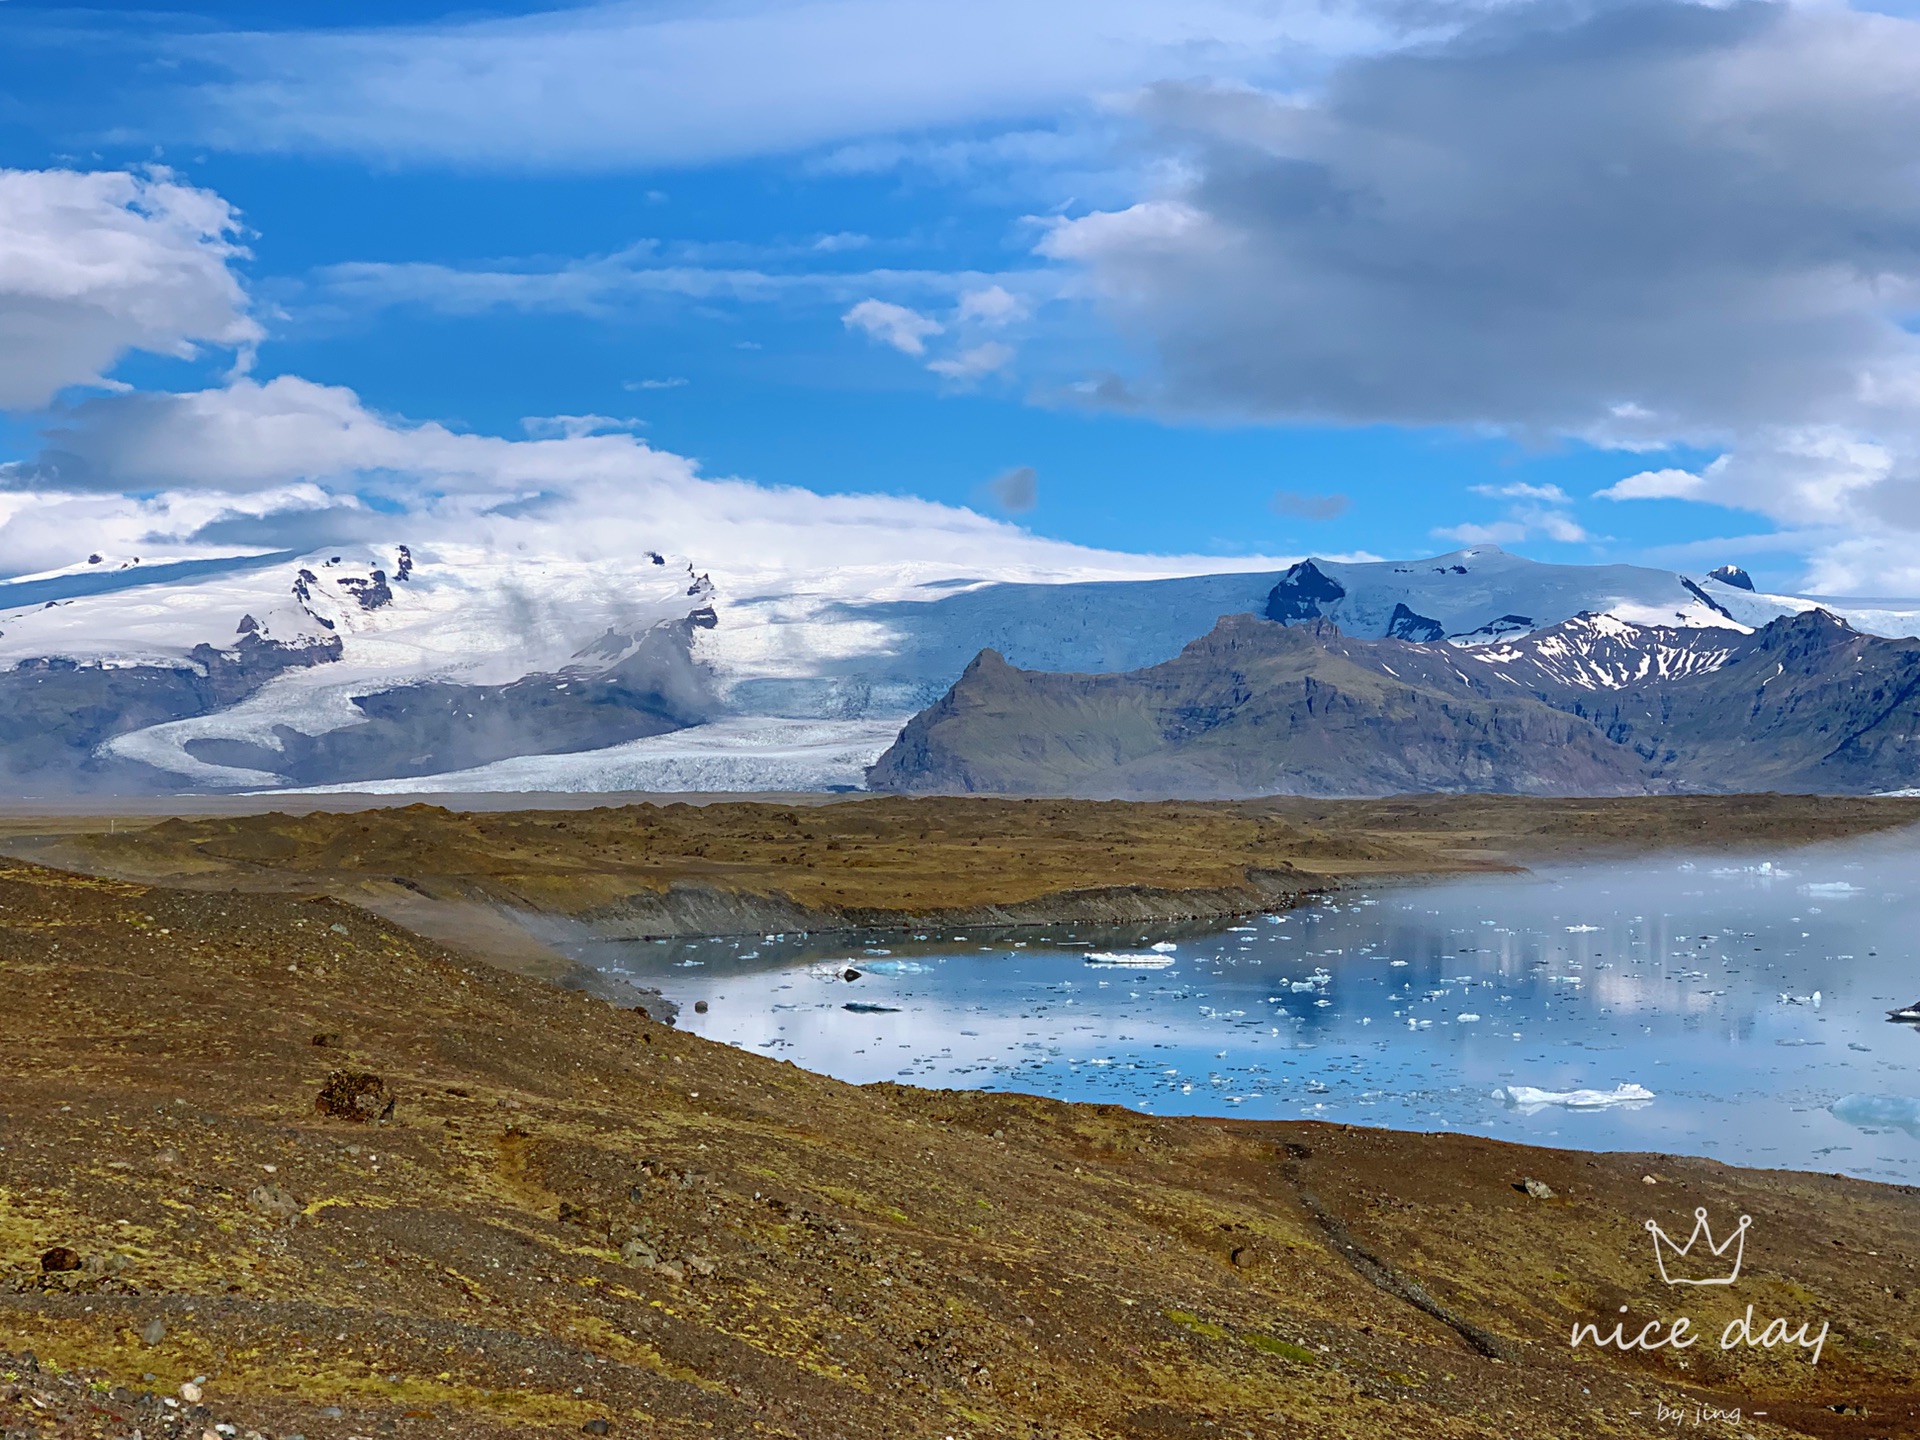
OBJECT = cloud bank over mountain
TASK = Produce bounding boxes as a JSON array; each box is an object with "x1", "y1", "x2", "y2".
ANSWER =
[{"x1": 1035, "y1": 1, "x2": 1920, "y2": 589}]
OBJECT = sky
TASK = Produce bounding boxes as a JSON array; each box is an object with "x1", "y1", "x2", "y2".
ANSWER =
[{"x1": 3, "y1": 0, "x2": 1920, "y2": 594}]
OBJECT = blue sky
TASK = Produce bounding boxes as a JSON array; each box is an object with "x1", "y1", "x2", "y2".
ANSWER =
[{"x1": 2, "y1": 0, "x2": 1918, "y2": 593}]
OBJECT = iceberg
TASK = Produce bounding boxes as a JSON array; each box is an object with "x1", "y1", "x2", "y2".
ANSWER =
[
  {"x1": 1494, "y1": 1083, "x2": 1655, "y2": 1110},
  {"x1": 1830, "y1": 1094, "x2": 1920, "y2": 1137},
  {"x1": 1086, "y1": 952, "x2": 1176, "y2": 969}
]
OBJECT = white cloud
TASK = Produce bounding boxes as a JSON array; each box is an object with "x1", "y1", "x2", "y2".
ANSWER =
[
  {"x1": 623, "y1": 377, "x2": 688, "y2": 391},
  {"x1": 1435, "y1": 505, "x2": 1590, "y2": 546},
  {"x1": 927, "y1": 341, "x2": 1015, "y2": 381},
  {"x1": 956, "y1": 285, "x2": 1028, "y2": 326},
  {"x1": 0, "y1": 374, "x2": 1296, "y2": 589},
  {"x1": 520, "y1": 414, "x2": 644, "y2": 440},
  {"x1": 843, "y1": 298, "x2": 943, "y2": 355},
  {"x1": 310, "y1": 252, "x2": 1047, "y2": 324},
  {"x1": 182, "y1": 0, "x2": 1414, "y2": 170},
  {"x1": 1434, "y1": 519, "x2": 1527, "y2": 545},
  {"x1": 0, "y1": 168, "x2": 260, "y2": 410},
  {"x1": 1471, "y1": 482, "x2": 1570, "y2": 504},
  {"x1": 1595, "y1": 467, "x2": 1712, "y2": 502}
]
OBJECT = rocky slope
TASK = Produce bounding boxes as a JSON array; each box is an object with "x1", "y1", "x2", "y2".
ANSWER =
[
  {"x1": 868, "y1": 609, "x2": 1920, "y2": 798},
  {"x1": 2, "y1": 856, "x2": 1915, "y2": 1439}
]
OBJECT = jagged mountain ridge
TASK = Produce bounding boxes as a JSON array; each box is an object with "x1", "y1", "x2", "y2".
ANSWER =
[
  {"x1": 0, "y1": 537, "x2": 1915, "y2": 793},
  {"x1": 866, "y1": 609, "x2": 1920, "y2": 798}
]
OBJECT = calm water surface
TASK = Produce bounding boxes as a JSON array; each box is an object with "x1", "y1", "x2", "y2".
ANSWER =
[{"x1": 561, "y1": 841, "x2": 1920, "y2": 1183}]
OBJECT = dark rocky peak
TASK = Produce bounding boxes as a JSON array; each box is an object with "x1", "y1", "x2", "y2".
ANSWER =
[
  {"x1": 1263, "y1": 560, "x2": 1346, "y2": 622},
  {"x1": 1448, "y1": 614, "x2": 1534, "y2": 645},
  {"x1": 235, "y1": 614, "x2": 259, "y2": 634},
  {"x1": 1727, "y1": 608, "x2": 1897, "y2": 676},
  {"x1": 1709, "y1": 564, "x2": 1755, "y2": 591},
  {"x1": 1750, "y1": 607, "x2": 1855, "y2": 653},
  {"x1": 339, "y1": 570, "x2": 394, "y2": 612},
  {"x1": 395, "y1": 545, "x2": 413, "y2": 581},
  {"x1": 1385, "y1": 603, "x2": 1445, "y2": 643},
  {"x1": 687, "y1": 572, "x2": 715, "y2": 601}
]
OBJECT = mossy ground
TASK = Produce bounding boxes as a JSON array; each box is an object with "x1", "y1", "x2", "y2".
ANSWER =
[{"x1": 0, "y1": 845, "x2": 1915, "y2": 1438}]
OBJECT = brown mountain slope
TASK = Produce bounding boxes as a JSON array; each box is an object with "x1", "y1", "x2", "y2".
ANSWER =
[
  {"x1": 2, "y1": 858, "x2": 1916, "y2": 1439},
  {"x1": 867, "y1": 615, "x2": 1658, "y2": 798}
]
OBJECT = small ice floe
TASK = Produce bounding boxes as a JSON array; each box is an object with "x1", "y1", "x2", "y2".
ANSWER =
[
  {"x1": 1565, "y1": 924, "x2": 1601, "y2": 933},
  {"x1": 1778, "y1": 990, "x2": 1823, "y2": 1007},
  {"x1": 1830, "y1": 1093, "x2": 1920, "y2": 1136},
  {"x1": 862, "y1": 960, "x2": 930, "y2": 975},
  {"x1": 1493, "y1": 1083, "x2": 1655, "y2": 1111},
  {"x1": 1389, "y1": 959, "x2": 1409, "y2": 967},
  {"x1": 1150, "y1": 941, "x2": 1179, "y2": 953},
  {"x1": 1888, "y1": 1001, "x2": 1920, "y2": 1023},
  {"x1": 1457, "y1": 1012, "x2": 1482, "y2": 1022},
  {"x1": 1800, "y1": 881, "x2": 1860, "y2": 896},
  {"x1": 1086, "y1": 952, "x2": 1176, "y2": 969}
]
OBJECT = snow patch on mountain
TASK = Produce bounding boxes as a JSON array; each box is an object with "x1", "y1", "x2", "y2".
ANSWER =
[{"x1": 1473, "y1": 613, "x2": 1746, "y2": 691}]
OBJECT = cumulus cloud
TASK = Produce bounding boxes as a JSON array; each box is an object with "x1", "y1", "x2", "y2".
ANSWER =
[
  {"x1": 927, "y1": 341, "x2": 1015, "y2": 382},
  {"x1": 1595, "y1": 467, "x2": 1713, "y2": 502},
  {"x1": 180, "y1": 0, "x2": 1413, "y2": 170},
  {"x1": 956, "y1": 285, "x2": 1028, "y2": 326},
  {"x1": 520, "y1": 414, "x2": 644, "y2": 440},
  {"x1": 1436, "y1": 505, "x2": 1590, "y2": 546},
  {"x1": 842, "y1": 298, "x2": 944, "y2": 355},
  {"x1": 0, "y1": 168, "x2": 259, "y2": 410},
  {"x1": 1033, "y1": 2, "x2": 1920, "y2": 582}
]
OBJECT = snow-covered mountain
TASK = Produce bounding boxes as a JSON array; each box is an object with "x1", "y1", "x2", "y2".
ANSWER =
[{"x1": 3, "y1": 538, "x2": 1916, "y2": 795}]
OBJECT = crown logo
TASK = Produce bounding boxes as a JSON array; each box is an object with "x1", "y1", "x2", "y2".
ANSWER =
[{"x1": 1645, "y1": 1207, "x2": 1751, "y2": 1286}]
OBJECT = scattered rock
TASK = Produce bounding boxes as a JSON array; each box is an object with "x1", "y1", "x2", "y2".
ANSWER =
[
  {"x1": 39, "y1": 1246, "x2": 82, "y2": 1273},
  {"x1": 247, "y1": 1184, "x2": 302, "y2": 1222},
  {"x1": 694, "y1": 1000, "x2": 709, "y2": 1014},
  {"x1": 315, "y1": 1069, "x2": 396, "y2": 1123},
  {"x1": 1519, "y1": 1178, "x2": 1555, "y2": 1201},
  {"x1": 1641, "y1": 1174, "x2": 1660, "y2": 1185},
  {"x1": 140, "y1": 1317, "x2": 167, "y2": 1346},
  {"x1": 688, "y1": 1254, "x2": 717, "y2": 1278},
  {"x1": 330, "y1": 922, "x2": 350, "y2": 936},
  {"x1": 842, "y1": 968, "x2": 862, "y2": 982},
  {"x1": 1230, "y1": 1246, "x2": 1257, "y2": 1269},
  {"x1": 582, "y1": 1421, "x2": 611, "y2": 1435},
  {"x1": 179, "y1": 1381, "x2": 203, "y2": 1403}
]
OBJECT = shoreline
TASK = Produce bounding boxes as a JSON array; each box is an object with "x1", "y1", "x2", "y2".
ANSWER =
[{"x1": 3, "y1": 850, "x2": 1915, "y2": 1439}]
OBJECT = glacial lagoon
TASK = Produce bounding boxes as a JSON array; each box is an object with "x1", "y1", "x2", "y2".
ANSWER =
[{"x1": 564, "y1": 840, "x2": 1920, "y2": 1184}]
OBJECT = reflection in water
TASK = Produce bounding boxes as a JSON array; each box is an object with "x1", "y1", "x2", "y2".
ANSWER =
[{"x1": 560, "y1": 841, "x2": 1920, "y2": 1183}]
